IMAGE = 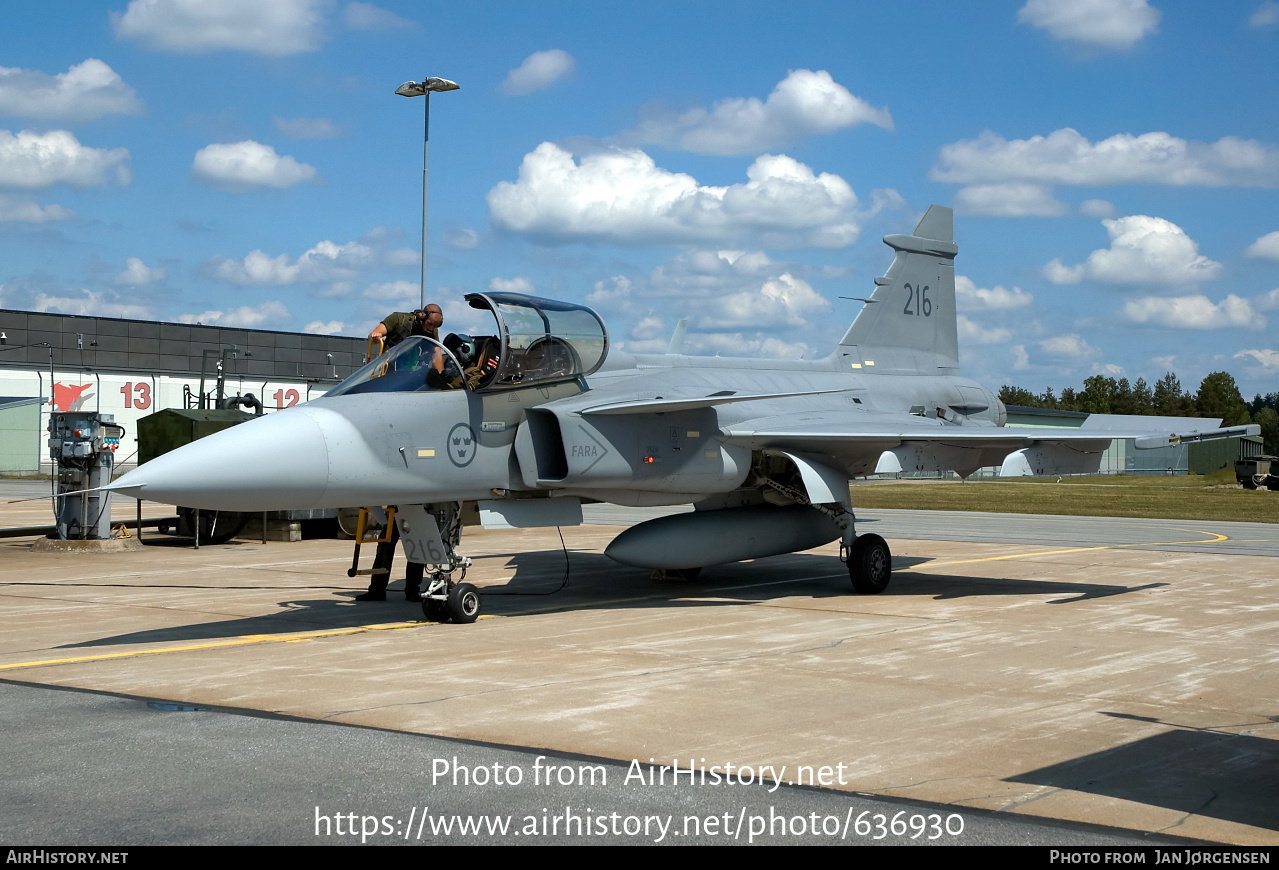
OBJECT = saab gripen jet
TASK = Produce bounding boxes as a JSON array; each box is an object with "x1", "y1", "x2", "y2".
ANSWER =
[{"x1": 109, "y1": 206, "x2": 1256, "y2": 623}]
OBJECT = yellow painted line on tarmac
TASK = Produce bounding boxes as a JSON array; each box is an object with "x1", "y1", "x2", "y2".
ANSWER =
[
  {"x1": 926, "y1": 545, "x2": 1113, "y2": 567},
  {"x1": 0, "y1": 619, "x2": 433, "y2": 672},
  {"x1": 922, "y1": 527, "x2": 1229, "y2": 568}
]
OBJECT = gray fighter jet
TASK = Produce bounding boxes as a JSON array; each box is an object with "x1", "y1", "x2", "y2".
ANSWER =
[{"x1": 109, "y1": 206, "x2": 1255, "y2": 622}]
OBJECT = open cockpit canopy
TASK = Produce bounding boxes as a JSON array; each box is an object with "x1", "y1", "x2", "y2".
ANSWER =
[
  {"x1": 324, "y1": 293, "x2": 607, "y2": 397},
  {"x1": 462, "y1": 292, "x2": 607, "y2": 390}
]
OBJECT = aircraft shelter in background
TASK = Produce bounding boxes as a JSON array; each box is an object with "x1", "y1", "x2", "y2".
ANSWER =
[
  {"x1": 0, "y1": 309, "x2": 1260, "y2": 481},
  {"x1": 987, "y1": 404, "x2": 1262, "y2": 478},
  {"x1": 0, "y1": 309, "x2": 365, "y2": 475}
]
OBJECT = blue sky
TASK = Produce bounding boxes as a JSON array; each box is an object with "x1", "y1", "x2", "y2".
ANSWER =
[{"x1": 2, "y1": 0, "x2": 1278, "y2": 397}]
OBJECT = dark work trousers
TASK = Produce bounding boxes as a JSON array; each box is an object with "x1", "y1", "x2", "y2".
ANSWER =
[{"x1": 366, "y1": 520, "x2": 424, "y2": 594}]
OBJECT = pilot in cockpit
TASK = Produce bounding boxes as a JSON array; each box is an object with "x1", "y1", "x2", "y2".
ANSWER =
[{"x1": 443, "y1": 333, "x2": 500, "y2": 390}]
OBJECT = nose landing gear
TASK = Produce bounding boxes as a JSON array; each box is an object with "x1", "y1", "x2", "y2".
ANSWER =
[{"x1": 413, "y1": 502, "x2": 482, "y2": 624}]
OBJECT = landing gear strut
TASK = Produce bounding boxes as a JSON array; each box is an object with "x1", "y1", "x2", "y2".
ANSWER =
[
  {"x1": 417, "y1": 503, "x2": 481, "y2": 624},
  {"x1": 845, "y1": 533, "x2": 892, "y2": 594}
]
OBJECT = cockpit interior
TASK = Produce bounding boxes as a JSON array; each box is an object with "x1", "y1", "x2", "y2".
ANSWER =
[{"x1": 326, "y1": 292, "x2": 608, "y2": 398}]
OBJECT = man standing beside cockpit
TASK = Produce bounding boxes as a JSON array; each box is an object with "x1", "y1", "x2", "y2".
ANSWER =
[
  {"x1": 354, "y1": 303, "x2": 444, "y2": 602},
  {"x1": 368, "y1": 304, "x2": 442, "y2": 349}
]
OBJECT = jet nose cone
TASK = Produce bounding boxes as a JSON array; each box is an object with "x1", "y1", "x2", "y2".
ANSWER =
[{"x1": 111, "y1": 409, "x2": 331, "y2": 511}]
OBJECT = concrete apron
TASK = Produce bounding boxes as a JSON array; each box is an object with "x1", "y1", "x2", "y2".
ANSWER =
[{"x1": 1, "y1": 523, "x2": 1275, "y2": 846}]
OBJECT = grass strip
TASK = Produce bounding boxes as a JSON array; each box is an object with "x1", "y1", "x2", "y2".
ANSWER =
[{"x1": 850, "y1": 471, "x2": 1279, "y2": 524}]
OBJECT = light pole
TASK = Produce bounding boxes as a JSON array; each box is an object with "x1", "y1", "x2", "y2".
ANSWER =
[{"x1": 395, "y1": 76, "x2": 459, "y2": 310}]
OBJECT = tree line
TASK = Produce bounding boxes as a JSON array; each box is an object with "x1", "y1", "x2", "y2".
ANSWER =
[{"x1": 998, "y1": 372, "x2": 1279, "y2": 454}]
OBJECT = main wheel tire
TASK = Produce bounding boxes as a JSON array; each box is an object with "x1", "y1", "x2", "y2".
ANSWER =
[
  {"x1": 848, "y1": 534, "x2": 892, "y2": 594},
  {"x1": 446, "y1": 582, "x2": 481, "y2": 624},
  {"x1": 422, "y1": 599, "x2": 448, "y2": 622}
]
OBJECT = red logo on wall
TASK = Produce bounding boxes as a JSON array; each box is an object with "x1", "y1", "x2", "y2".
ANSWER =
[{"x1": 51, "y1": 382, "x2": 93, "y2": 411}]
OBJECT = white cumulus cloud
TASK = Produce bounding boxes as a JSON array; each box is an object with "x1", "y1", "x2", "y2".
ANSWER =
[
  {"x1": 955, "y1": 276, "x2": 1033, "y2": 310},
  {"x1": 0, "y1": 59, "x2": 142, "y2": 121},
  {"x1": 625, "y1": 69, "x2": 891, "y2": 156},
  {"x1": 0, "y1": 195, "x2": 75, "y2": 222},
  {"x1": 488, "y1": 143, "x2": 864, "y2": 248},
  {"x1": 1039, "y1": 334, "x2": 1096, "y2": 357},
  {"x1": 1254, "y1": 288, "x2": 1279, "y2": 310},
  {"x1": 1018, "y1": 0, "x2": 1160, "y2": 49},
  {"x1": 115, "y1": 258, "x2": 165, "y2": 285},
  {"x1": 586, "y1": 275, "x2": 634, "y2": 307},
  {"x1": 32, "y1": 289, "x2": 154, "y2": 320},
  {"x1": 1079, "y1": 198, "x2": 1117, "y2": 218},
  {"x1": 1043, "y1": 215, "x2": 1223, "y2": 285},
  {"x1": 687, "y1": 332, "x2": 811, "y2": 360},
  {"x1": 954, "y1": 183, "x2": 1068, "y2": 217},
  {"x1": 209, "y1": 241, "x2": 365, "y2": 285},
  {"x1": 697, "y1": 272, "x2": 830, "y2": 330},
  {"x1": 1124, "y1": 294, "x2": 1260, "y2": 329},
  {"x1": 958, "y1": 315, "x2": 1012, "y2": 345},
  {"x1": 112, "y1": 0, "x2": 330, "y2": 55},
  {"x1": 489, "y1": 276, "x2": 534, "y2": 293},
  {"x1": 1250, "y1": 2, "x2": 1279, "y2": 27},
  {"x1": 443, "y1": 228, "x2": 479, "y2": 248},
  {"x1": 205, "y1": 230, "x2": 415, "y2": 288},
  {"x1": 584, "y1": 248, "x2": 834, "y2": 356},
  {"x1": 1235, "y1": 348, "x2": 1279, "y2": 368},
  {"x1": 499, "y1": 50, "x2": 575, "y2": 96},
  {"x1": 273, "y1": 116, "x2": 342, "y2": 140},
  {"x1": 361, "y1": 280, "x2": 417, "y2": 301},
  {"x1": 629, "y1": 315, "x2": 666, "y2": 343},
  {"x1": 304, "y1": 320, "x2": 346, "y2": 335},
  {"x1": 932, "y1": 128, "x2": 1279, "y2": 189},
  {"x1": 600, "y1": 248, "x2": 835, "y2": 355},
  {"x1": 176, "y1": 301, "x2": 291, "y2": 328},
  {"x1": 1246, "y1": 231, "x2": 1279, "y2": 261},
  {"x1": 191, "y1": 140, "x2": 319, "y2": 192},
  {"x1": 342, "y1": 2, "x2": 415, "y2": 30},
  {"x1": 0, "y1": 130, "x2": 131, "y2": 190},
  {"x1": 645, "y1": 250, "x2": 783, "y2": 298}
]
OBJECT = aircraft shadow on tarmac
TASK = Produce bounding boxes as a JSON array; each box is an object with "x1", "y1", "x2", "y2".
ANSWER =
[
  {"x1": 1007, "y1": 724, "x2": 1279, "y2": 833},
  {"x1": 58, "y1": 547, "x2": 1163, "y2": 650}
]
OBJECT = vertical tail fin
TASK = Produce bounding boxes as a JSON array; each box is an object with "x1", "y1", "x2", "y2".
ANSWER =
[
  {"x1": 836, "y1": 204, "x2": 959, "y2": 374},
  {"x1": 666, "y1": 318, "x2": 688, "y2": 355}
]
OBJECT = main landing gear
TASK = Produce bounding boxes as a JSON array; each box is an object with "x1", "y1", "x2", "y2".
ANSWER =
[
  {"x1": 843, "y1": 533, "x2": 892, "y2": 594},
  {"x1": 826, "y1": 498, "x2": 891, "y2": 594}
]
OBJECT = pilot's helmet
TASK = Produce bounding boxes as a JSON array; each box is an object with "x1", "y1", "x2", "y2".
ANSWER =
[{"x1": 450, "y1": 334, "x2": 477, "y2": 366}]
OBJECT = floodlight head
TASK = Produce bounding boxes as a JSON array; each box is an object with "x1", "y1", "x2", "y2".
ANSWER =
[{"x1": 395, "y1": 77, "x2": 460, "y2": 97}]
